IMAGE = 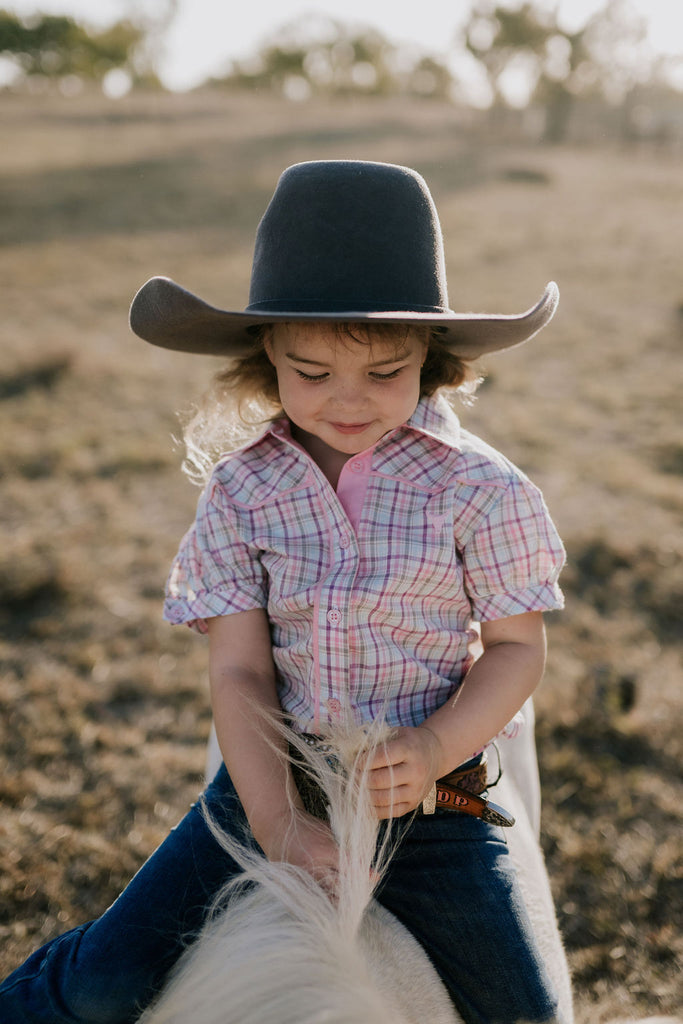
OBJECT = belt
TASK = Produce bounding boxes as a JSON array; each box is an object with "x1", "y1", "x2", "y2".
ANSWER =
[
  {"x1": 292, "y1": 737, "x2": 515, "y2": 827},
  {"x1": 421, "y1": 755, "x2": 515, "y2": 827}
]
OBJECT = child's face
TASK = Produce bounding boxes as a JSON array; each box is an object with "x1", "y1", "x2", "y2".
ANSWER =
[{"x1": 265, "y1": 323, "x2": 426, "y2": 459}]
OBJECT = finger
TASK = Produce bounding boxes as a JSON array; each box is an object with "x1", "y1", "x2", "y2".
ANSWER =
[
  {"x1": 364, "y1": 738, "x2": 408, "y2": 772},
  {"x1": 367, "y1": 765, "x2": 401, "y2": 790},
  {"x1": 369, "y1": 784, "x2": 417, "y2": 815},
  {"x1": 374, "y1": 800, "x2": 415, "y2": 820},
  {"x1": 369, "y1": 758, "x2": 413, "y2": 782}
]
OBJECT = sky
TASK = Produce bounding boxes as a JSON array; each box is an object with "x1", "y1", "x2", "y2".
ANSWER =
[{"x1": 4, "y1": 0, "x2": 683, "y2": 92}]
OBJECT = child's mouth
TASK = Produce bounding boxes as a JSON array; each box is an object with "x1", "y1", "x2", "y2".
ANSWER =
[{"x1": 330, "y1": 422, "x2": 372, "y2": 435}]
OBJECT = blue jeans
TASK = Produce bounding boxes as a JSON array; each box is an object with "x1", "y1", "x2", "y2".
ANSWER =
[
  {"x1": 0, "y1": 763, "x2": 560, "y2": 1024},
  {"x1": 377, "y1": 811, "x2": 560, "y2": 1023}
]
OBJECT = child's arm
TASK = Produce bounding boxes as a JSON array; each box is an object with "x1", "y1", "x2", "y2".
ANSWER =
[
  {"x1": 207, "y1": 610, "x2": 340, "y2": 885},
  {"x1": 365, "y1": 610, "x2": 547, "y2": 818}
]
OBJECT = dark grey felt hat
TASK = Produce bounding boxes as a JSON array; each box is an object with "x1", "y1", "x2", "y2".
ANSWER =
[{"x1": 130, "y1": 160, "x2": 558, "y2": 359}]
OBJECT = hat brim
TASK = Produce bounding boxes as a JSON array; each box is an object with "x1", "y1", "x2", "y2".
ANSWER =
[{"x1": 129, "y1": 277, "x2": 559, "y2": 360}]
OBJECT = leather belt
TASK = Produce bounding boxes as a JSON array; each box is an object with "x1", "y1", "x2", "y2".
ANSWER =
[
  {"x1": 292, "y1": 738, "x2": 515, "y2": 827},
  {"x1": 421, "y1": 755, "x2": 515, "y2": 827}
]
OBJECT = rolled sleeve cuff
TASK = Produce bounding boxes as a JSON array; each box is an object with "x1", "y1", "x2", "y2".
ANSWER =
[
  {"x1": 164, "y1": 587, "x2": 266, "y2": 634},
  {"x1": 471, "y1": 581, "x2": 564, "y2": 622}
]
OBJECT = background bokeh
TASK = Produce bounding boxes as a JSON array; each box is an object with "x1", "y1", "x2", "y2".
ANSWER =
[{"x1": 0, "y1": 4, "x2": 681, "y2": 1020}]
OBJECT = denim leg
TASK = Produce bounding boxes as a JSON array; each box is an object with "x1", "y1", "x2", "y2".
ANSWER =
[
  {"x1": 377, "y1": 812, "x2": 561, "y2": 1024},
  {"x1": 0, "y1": 764, "x2": 251, "y2": 1024}
]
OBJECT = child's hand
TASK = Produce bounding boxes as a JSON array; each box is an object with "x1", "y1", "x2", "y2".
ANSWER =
[
  {"x1": 259, "y1": 808, "x2": 341, "y2": 895},
  {"x1": 362, "y1": 725, "x2": 444, "y2": 819}
]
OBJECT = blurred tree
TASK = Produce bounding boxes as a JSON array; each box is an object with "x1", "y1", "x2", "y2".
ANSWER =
[
  {"x1": 0, "y1": 9, "x2": 155, "y2": 86},
  {"x1": 459, "y1": 0, "x2": 658, "y2": 141},
  {"x1": 406, "y1": 55, "x2": 455, "y2": 100},
  {"x1": 463, "y1": 1, "x2": 553, "y2": 102},
  {"x1": 215, "y1": 15, "x2": 454, "y2": 100}
]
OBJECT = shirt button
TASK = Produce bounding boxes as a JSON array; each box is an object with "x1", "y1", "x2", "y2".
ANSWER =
[
  {"x1": 339, "y1": 532, "x2": 350, "y2": 548},
  {"x1": 326, "y1": 608, "x2": 342, "y2": 626},
  {"x1": 327, "y1": 698, "x2": 342, "y2": 716},
  {"x1": 349, "y1": 458, "x2": 365, "y2": 474}
]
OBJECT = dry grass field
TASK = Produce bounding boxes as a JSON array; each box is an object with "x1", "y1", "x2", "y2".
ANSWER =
[{"x1": 0, "y1": 88, "x2": 681, "y2": 1020}]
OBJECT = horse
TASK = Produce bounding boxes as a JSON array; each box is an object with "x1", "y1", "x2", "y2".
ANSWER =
[{"x1": 138, "y1": 700, "x2": 580, "y2": 1024}]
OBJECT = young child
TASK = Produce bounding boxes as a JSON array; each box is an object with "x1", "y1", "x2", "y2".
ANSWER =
[{"x1": 0, "y1": 160, "x2": 566, "y2": 1024}]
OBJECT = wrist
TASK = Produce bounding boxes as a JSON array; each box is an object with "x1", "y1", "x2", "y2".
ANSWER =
[
  {"x1": 416, "y1": 723, "x2": 448, "y2": 781},
  {"x1": 250, "y1": 804, "x2": 294, "y2": 858},
  {"x1": 246, "y1": 785, "x2": 304, "y2": 857}
]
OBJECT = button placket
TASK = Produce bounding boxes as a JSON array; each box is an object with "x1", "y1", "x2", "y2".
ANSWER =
[{"x1": 314, "y1": 495, "x2": 360, "y2": 723}]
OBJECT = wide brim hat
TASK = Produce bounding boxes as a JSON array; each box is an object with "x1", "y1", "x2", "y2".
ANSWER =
[{"x1": 130, "y1": 160, "x2": 558, "y2": 360}]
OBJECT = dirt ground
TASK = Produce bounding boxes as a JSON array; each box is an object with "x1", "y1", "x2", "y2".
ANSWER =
[{"x1": 0, "y1": 89, "x2": 681, "y2": 1020}]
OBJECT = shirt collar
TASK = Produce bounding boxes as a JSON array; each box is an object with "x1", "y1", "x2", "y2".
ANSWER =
[{"x1": 397, "y1": 393, "x2": 462, "y2": 451}]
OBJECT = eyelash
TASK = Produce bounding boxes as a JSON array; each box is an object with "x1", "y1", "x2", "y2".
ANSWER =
[
  {"x1": 294, "y1": 370, "x2": 328, "y2": 382},
  {"x1": 294, "y1": 368, "x2": 404, "y2": 383}
]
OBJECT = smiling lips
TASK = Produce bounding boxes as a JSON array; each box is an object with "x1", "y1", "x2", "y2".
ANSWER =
[{"x1": 329, "y1": 422, "x2": 373, "y2": 435}]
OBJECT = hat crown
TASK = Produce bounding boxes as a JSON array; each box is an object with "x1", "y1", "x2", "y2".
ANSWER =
[{"x1": 247, "y1": 160, "x2": 450, "y2": 315}]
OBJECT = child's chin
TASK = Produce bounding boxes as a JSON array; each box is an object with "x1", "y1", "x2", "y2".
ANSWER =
[{"x1": 331, "y1": 434, "x2": 373, "y2": 454}]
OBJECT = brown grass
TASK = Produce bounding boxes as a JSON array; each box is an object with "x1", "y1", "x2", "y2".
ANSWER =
[{"x1": 0, "y1": 88, "x2": 681, "y2": 1020}]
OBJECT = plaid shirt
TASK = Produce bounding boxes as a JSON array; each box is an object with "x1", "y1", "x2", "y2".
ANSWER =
[{"x1": 165, "y1": 394, "x2": 565, "y2": 731}]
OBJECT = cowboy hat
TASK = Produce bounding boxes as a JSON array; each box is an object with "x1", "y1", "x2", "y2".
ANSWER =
[{"x1": 130, "y1": 160, "x2": 558, "y2": 359}]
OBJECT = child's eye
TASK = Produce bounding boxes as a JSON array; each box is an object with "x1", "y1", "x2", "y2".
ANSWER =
[
  {"x1": 294, "y1": 369, "x2": 329, "y2": 382},
  {"x1": 370, "y1": 368, "x2": 403, "y2": 381}
]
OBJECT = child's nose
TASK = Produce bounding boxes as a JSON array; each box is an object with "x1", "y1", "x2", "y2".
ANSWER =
[{"x1": 331, "y1": 378, "x2": 367, "y2": 407}]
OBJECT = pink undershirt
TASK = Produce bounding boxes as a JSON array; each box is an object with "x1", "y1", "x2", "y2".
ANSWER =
[{"x1": 335, "y1": 458, "x2": 371, "y2": 532}]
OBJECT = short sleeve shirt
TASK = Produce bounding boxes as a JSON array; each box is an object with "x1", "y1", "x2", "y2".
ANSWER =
[{"x1": 165, "y1": 394, "x2": 565, "y2": 732}]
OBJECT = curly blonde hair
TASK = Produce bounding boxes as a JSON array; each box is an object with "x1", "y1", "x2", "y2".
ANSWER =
[{"x1": 181, "y1": 322, "x2": 481, "y2": 484}]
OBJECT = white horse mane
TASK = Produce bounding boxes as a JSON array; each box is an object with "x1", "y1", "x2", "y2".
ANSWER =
[
  {"x1": 138, "y1": 717, "x2": 680, "y2": 1024},
  {"x1": 139, "y1": 719, "x2": 458, "y2": 1024}
]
